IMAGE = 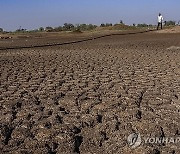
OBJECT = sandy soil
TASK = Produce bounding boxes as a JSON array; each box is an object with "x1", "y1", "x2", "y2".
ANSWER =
[
  {"x1": 0, "y1": 31, "x2": 180, "y2": 154},
  {"x1": 156, "y1": 26, "x2": 180, "y2": 33}
]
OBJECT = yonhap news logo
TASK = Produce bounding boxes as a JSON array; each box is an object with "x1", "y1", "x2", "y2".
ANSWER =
[
  {"x1": 127, "y1": 133, "x2": 180, "y2": 148},
  {"x1": 127, "y1": 133, "x2": 142, "y2": 148}
]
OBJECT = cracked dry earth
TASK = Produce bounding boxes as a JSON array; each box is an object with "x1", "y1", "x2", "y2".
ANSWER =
[{"x1": 0, "y1": 32, "x2": 180, "y2": 154}]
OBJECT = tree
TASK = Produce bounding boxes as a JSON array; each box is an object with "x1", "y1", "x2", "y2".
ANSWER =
[
  {"x1": 100, "y1": 23, "x2": 105, "y2": 27},
  {"x1": 16, "y1": 28, "x2": 27, "y2": 32},
  {"x1": 63, "y1": 23, "x2": 74, "y2": 31},
  {"x1": 165, "y1": 21, "x2": 176, "y2": 26},
  {"x1": 120, "y1": 20, "x2": 124, "y2": 24},
  {"x1": 77, "y1": 24, "x2": 87, "y2": 30},
  {"x1": 137, "y1": 23, "x2": 148, "y2": 27},
  {"x1": 0, "y1": 28, "x2": 3, "y2": 32},
  {"x1": 105, "y1": 23, "x2": 113, "y2": 27},
  {"x1": 75, "y1": 24, "x2": 97, "y2": 31},
  {"x1": 39, "y1": 27, "x2": 44, "y2": 31},
  {"x1": 54, "y1": 26, "x2": 63, "y2": 32},
  {"x1": 100, "y1": 23, "x2": 112, "y2": 27},
  {"x1": 87, "y1": 24, "x2": 97, "y2": 30},
  {"x1": 45, "y1": 27, "x2": 53, "y2": 32}
]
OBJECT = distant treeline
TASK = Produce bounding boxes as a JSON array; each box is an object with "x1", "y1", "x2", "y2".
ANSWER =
[
  {"x1": 0, "y1": 20, "x2": 179, "y2": 33},
  {"x1": 45, "y1": 23, "x2": 98, "y2": 32}
]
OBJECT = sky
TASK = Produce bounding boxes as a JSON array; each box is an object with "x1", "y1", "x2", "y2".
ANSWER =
[{"x1": 0, "y1": 0, "x2": 180, "y2": 31}]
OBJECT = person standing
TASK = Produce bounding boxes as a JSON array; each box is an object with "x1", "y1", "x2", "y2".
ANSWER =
[{"x1": 157, "y1": 13, "x2": 163, "y2": 30}]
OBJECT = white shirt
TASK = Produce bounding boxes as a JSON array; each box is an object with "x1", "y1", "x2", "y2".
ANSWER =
[{"x1": 158, "y1": 15, "x2": 163, "y2": 23}]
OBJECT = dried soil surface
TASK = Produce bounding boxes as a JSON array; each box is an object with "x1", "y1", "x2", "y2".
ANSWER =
[
  {"x1": 156, "y1": 26, "x2": 180, "y2": 33},
  {"x1": 0, "y1": 31, "x2": 180, "y2": 154}
]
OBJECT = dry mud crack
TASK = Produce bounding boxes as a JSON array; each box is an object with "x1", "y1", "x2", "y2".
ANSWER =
[{"x1": 0, "y1": 32, "x2": 180, "y2": 154}]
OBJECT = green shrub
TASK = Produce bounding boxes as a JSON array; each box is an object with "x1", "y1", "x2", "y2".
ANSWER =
[
  {"x1": 137, "y1": 24, "x2": 148, "y2": 27},
  {"x1": 45, "y1": 27, "x2": 54, "y2": 32},
  {"x1": 76, "y1": 24, "x2": 97, "y2": 31},
  {"x1": 165, "y1": 21, "x2": 176, "y2": 26},
  {"x1": 39, "y1": 27, "x2": 44, "y2": 32},
  {"x1": 72, "y1": 29, "x2": 82, "y2": 33},
  {"x1": 63, "y1": 23, "x2": 75, "y2": 31},
  {"x1": 0, "y1": 28, "x2": 3, "y2": 33}
]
